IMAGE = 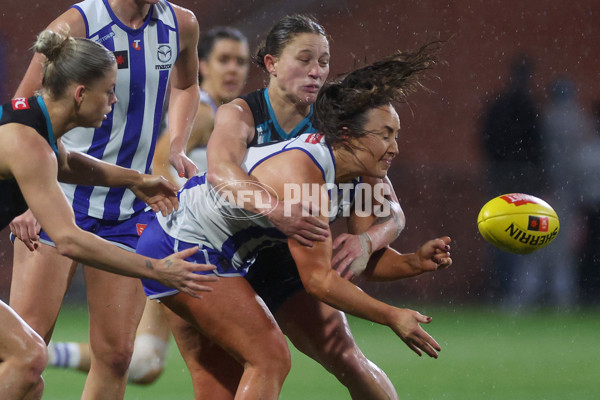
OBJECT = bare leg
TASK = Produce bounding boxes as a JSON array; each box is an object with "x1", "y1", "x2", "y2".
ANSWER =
[
  {"x1": 164, "y1": 306, "x2": 242, "y2": 400},
  {"x1": 81, "y1": 267, "x2": 146, "y2": 400},
  {"x1": 276, "y1": 290, "x2": 399, "y2": 400},
  {"x1": 0, "y1": 301, "x2": 47, "y2": 400},
  {"x1": 9, "y1": 240, "x2": 77, "y2": 343},
  {"x1": 161, "y1": 276, "x2": 290, "y2": 400}
]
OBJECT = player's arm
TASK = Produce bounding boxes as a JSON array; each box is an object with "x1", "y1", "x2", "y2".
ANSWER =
[
  {"x1": 206, "y1": 101, "x2": 329, "y2": 245},
  {"x1": 167, "y1": 5, "x2": 200, "y2": 179},
  {"x1": 332, "y1": 175, "x2": 406, "y2": 278},
  {"x1": 153, "y1": 103, "x2": 213, "y2": 186},
  {"x1": 56, "y1": 141, "x2": 178, "y2": 216},
  {"x1": 269, "y1": 152, "x2": 440, "y2": 358},
  {"x1": 15, "y1": 8, "x2": 86, "y2": 97},
  {"x1": 4, "y1": 126, "x2": 216, "y2": 296}
]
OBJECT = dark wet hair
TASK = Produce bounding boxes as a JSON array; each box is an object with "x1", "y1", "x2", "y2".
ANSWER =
[
  {"x1": 254, "y1": 14, "x2": 327, "y2": 72},
  {"x1": 316, "y1": 41, "x2": 442, "y2": 149},
  {"x1": 34, "y1": 30, "x2": 115, "y2": 98},
  {"x1": 197, "y1": 26, "x2": 248, "y2": 84}
]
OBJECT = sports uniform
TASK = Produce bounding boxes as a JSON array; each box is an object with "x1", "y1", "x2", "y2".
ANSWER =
[
  {"x1": 38, "y1": 0, "x2": 179, "y2": 250},
  {"x1": 0, "y1": 96, "x2": 58, "y2": 230},
  {"x1": 138, "y1": 133, "x2": 355, "y2": 299}
]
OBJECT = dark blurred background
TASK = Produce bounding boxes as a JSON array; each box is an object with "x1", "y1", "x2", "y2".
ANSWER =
[{"x1": 1, "y1": 0, "x2": 599, "y2": 308}]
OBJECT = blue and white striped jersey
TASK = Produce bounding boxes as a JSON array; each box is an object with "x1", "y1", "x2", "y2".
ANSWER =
[
  {"x1": 60, "y1": 0, "x2": 179, "y2": 220},
  {"x1": 156, "y1": 133, "x2": 349, "y2": 273}
]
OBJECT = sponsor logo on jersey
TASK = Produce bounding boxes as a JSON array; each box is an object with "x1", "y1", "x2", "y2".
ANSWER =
[
  {"x1": 12, "y1": 97, "x2": 30, "y2": 110},
  {"x1": 527, "y1": 215, "x2": 548, "y2": 232},
  {"x1": 157, "y1": 44, "x2": 172, "y2": 62},
  {"x1": 305, "y1": 133, "x2": 324, "y2": 144},
  {"x1": 97, "y1": 31, "x2": 115, "y2": 44},
  {"x1": 132, "y1": 39, "x2": 142, "y2": 51},
  {"x1": 113, "y1": 50, "x2": 129, "y2": 69}
]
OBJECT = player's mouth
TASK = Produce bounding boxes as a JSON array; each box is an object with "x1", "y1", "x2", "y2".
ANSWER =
[{"x1": 303, "y1": 84, "x2": 320, "y2": 93}]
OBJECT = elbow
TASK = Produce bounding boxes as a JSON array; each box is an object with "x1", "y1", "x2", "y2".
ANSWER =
[
  {"x1": 302, "y1": 268, "x2": 335, "y2": 301},
  {"x1": 52, "y1": 232, "x2": 82, "y2": 260},
  {"x1": 206, "y1": 167, "x2": 228, "y2": 187}
]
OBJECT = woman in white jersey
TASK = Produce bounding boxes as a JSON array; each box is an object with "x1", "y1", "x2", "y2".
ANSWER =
[
  {"x1": 0, "y1": 30, "x2": 214, "y2": 400},
  {"x1": 45, "y1": 25, "x2": 251, "y2": 386},
  {"x1": 8, "y1": 1, "x2": 203, "y2": 399},
  {"x1": 193, "y1": 15, "x2": 410, "y2": 400},
  {"x1": 137, "y1": 42, "x2": 452, "y2": 399}
]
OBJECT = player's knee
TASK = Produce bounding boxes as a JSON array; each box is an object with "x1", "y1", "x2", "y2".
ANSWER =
[
  {"x1": 93, "y1": 341, "x2": 135, "y2": 377},
  {"x1": 13, "y1": 335, "x2": 48, "y2": 389},
  {"x1": 127, "y1": 334, "x2": 169, "y2": 385},
  {"x1": 256, "y1": 333, "x2": 291, "y2": 380}
]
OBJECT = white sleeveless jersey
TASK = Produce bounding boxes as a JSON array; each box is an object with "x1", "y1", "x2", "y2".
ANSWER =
[
  {"x1": 157, "y1": 133, "x2": 356, "y2": 272},
  {"x1": 60, "y1": 0, "x2": 179, "y2": 220}
]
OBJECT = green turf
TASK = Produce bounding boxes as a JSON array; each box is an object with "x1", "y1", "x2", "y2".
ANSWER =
[{"x1": 41, "y1": 305, "x2": 600, "y2": 399}]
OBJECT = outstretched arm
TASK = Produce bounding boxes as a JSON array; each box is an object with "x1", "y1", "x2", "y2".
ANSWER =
[
  {"x1": 254, "y1": 150, "x2": 441, "y2": 358},
  {"x1": 57, "y1": 141, "x2": 178, "y2": 216},
  {"x1": 3, "y1": 127, "x2": 216, "y2": 297}
]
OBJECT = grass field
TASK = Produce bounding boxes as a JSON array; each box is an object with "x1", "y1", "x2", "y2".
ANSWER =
[{"x1": 41, "y1": 305, "x2": 600, "y2": 400}]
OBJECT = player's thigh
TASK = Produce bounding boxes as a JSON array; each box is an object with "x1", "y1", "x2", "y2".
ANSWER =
[
  {"x1": 84, "y1": 267, "x2": 146, "y2": 349},
  {"x1": 161, "y1": 276, "x2": 289, "y2": 365},
  {"x1": 9, "y1": 240, "x2": 76, "y2": 341},
  {"x1": 276, "y1": 290, "x2": 355, "y2": 361}
]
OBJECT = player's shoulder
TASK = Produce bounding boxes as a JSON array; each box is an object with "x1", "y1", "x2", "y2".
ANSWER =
[
  {"x1": 45, "y1": 7, "x2": 86, "y2": 37},
  {"x1": 168, "y1": 2, "x2": 198, "y2": 29}
]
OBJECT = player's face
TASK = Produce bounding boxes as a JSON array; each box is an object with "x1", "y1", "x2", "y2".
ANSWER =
[
  {"x1": 271, "y1": 32, "x2": 330, "y2": 106},
  {"x1": 202, "y1": 38, "x2": 250, "y2": 104},
  {"x1": 352, "y1": 104, "x2": 400, "y2": 178},
  {"x1": 79, "y1": 63, "x2": 118, "y2": 128}
]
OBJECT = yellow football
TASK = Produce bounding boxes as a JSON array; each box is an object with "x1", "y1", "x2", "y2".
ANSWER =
[{"x1": 477, "y1": 193, "x2": 559, "y2": 255}]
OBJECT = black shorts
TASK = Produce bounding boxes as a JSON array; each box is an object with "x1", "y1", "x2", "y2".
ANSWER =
[{"x1": 245, "y1": 244, "x2": 304, "y2": 313}]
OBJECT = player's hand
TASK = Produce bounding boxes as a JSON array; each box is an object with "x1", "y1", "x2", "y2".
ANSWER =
[
  {"x1": 9, "y1": 209, "x2": 41, "y2": 251},
  {"x1": 268, "y1": 200, "x2": 329, "y2": 247},
  {"x1": 388, "y1": 308, "x2": 441, "y2": 358},
  {"x1": 155, "y1": 246, "x2": 218, "y2": 298},
  {"x1": 130, "y1": 174, "x2": 179, "y2": 216},
  {"x1": 332, "y1": 232, "x2": 372, "y2": 280},
  {"x1": 414, "y1": 236, "x2": 452, "y2": 273},
  {"x1": 170, "y1": 151, "x2": 199, "y2": 179}
]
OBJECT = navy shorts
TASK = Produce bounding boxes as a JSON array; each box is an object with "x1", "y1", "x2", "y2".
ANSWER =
[
  {"x1": 38, "y1": 208, "x2": 155, "y2": 252},
  {"x1": 245, "y1": 244, "x2": 305, "y2": 313},
  {"x1": 137, "y1": 217, "x2": 243, "y2": 299}
]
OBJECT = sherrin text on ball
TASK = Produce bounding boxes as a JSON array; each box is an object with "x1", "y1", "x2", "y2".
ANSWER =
[{"x1": 477, "y1": 193, "x2": 559, "y2": 255}]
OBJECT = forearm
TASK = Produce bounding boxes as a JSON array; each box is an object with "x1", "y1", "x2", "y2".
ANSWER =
[
  {"x1": 168, "y1": 85, "x2": 200, "y2": 156},
  {"x1": 58, "y1": 151, "x2": 142, "y2": 188},
  {"x1": 54, "y1": 229, "x2": 160, "y2": 279},
  {"x1": 362, "y1": 247, "x2": 423, "y2": 281},
  {"x1": 365, "y1": 201, "x2": 404, "y2": 251}
]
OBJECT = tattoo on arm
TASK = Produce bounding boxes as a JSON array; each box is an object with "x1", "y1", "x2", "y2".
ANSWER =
[{"x1": 145, "y1": 260, "x2": 154, "y2": 270}]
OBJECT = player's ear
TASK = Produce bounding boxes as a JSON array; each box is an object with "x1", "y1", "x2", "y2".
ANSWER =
[
  {"x1": 74, "y1": 85, "x2": 86, "y2": 108},
  {"x1": 264, "y1": 54, "x2": 277, "y2": 77}
]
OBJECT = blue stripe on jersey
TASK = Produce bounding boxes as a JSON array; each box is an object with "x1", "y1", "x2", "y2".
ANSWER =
[
  {"x1": 36, "y1": 97, "x2": 59, "y2": 156},
  {"x1": 70, "y1": 24, "x2": 117, "y2": 215},
  {"x1": 263, "y1": 88, "x2": 315, "y2": 140},
  {"x1": 71, "y1": 5, "x2": 89, "y2": 37},
  {"x1": 164, "y1": 1, "x2": 180, "y2": 58},
  {"x1": 0, "y1": 105, "x2": 3, "y2": 121},
  {"x1": 145, "y1": 19, "x2": 173, "y2": 174},
  {"x1": 102, "y1": 28, "x2": 148, "y2": 219}
]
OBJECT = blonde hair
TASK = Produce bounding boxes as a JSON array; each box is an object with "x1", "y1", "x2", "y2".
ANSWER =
[{"x1": 33, "y1": 30, "x2": 116, "y2": 98}]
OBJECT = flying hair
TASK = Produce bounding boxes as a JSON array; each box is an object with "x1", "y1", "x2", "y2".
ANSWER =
[{"x1": 315, "y1": 41, "x2": 443, "y2": 149}]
